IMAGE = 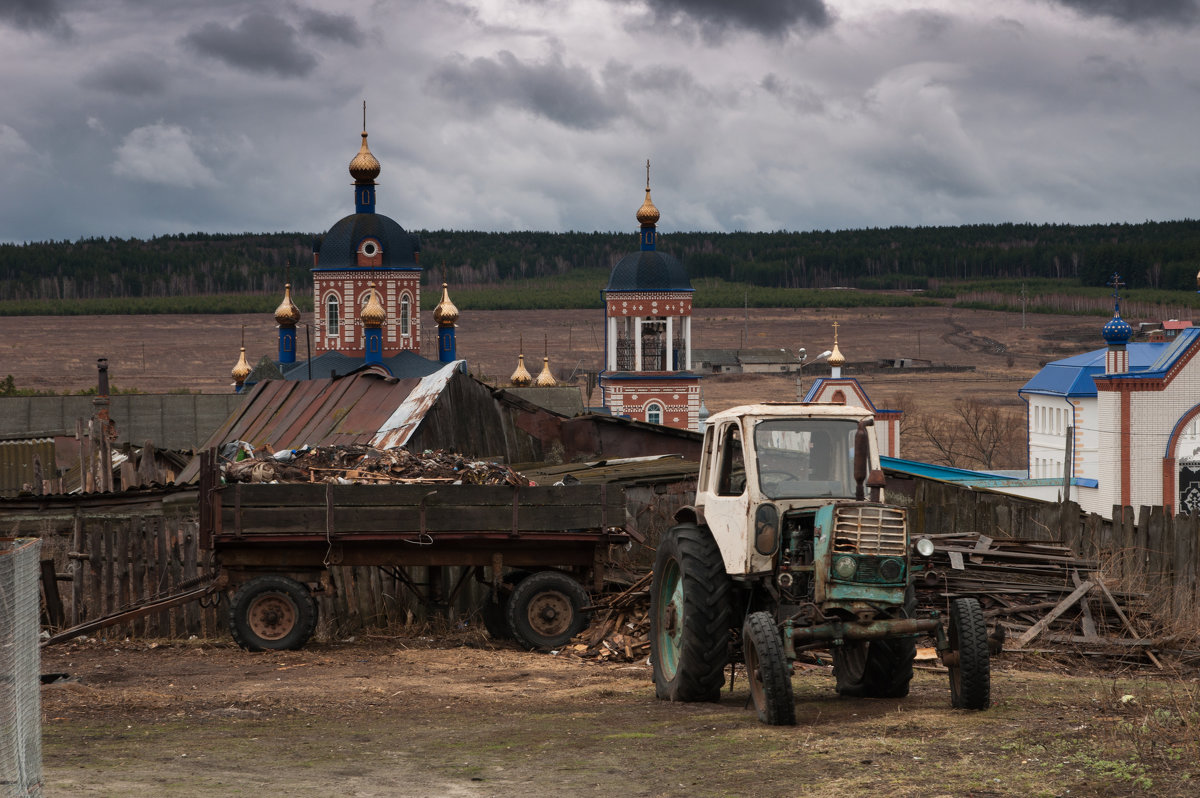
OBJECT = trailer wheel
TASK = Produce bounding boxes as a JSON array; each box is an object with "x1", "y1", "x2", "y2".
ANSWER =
[
  {"x1": 947, "y1": 597, "x2": 991, "y2": 710},
  {"x1": 481, "y1": 570, "x2": 528, "y2": 640},
  {"x1": 650, "y1": 523, "x2": 731, "y2": 703},
  {"x1": 506, "y1": 570, "x2": 590, "y2": 650},
  {"x1": 229, "y1": 576, "x2": 317, "y2": 652},
  {"x1": 742, "y1": 611, "x2": 796, "y2": 726}
]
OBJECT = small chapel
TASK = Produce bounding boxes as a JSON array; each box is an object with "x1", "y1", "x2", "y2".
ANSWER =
[{"x1": 598, "y1": 164, "x2": 701, "y2": 431}]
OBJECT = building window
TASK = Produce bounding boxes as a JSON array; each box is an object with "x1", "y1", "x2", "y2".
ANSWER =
[
  {"x1": 326, "y1": 294, "x2": 340, "y2": 336},
  {"x1": 646, "y1": 402, "x2": 663, "y2": 425},
  {"x1": 400, "y1": 294, "x2": 411, "y2": 333}
]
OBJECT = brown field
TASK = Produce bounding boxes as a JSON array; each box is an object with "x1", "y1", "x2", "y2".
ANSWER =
[{"x1": 0, "y1": 306, "x2": 1102, "y2": 421}]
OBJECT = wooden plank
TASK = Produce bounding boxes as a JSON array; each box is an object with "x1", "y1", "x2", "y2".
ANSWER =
[
  {"x1": 1011, "y1": 579, "x2": 1094, "y2": 649},
  {"x1": 1071, "y1": 570, "x2": 1098, "y2": 640},
  {"x1": 116, "y1": 520, "x2": 130, "y2": 634},
  {"x1": 71, "y1": 513, "x2": 84, "y2": 626},
  {"x1": 183, "y1": 521, "x2": 199, "y2": 635},
  {"x1": 1096, "y1": 578, "x2": 1162, "y2": 669},
  {"x1": 153, "y1": 515, "x2": 169, "y2": 636}
]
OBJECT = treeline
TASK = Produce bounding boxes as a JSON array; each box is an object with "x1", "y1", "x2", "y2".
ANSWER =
[{"x1": 3, "y1": 220, "x2": 1200, "y2": 304}]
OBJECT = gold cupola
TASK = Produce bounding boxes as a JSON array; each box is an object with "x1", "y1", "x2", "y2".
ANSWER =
[
  {"x1": 274, "y1": 283, "x2": 301, "y2": 326},
  {"x1": 433, "y1": 283, "x2": 458, "y2": 327},
  {"x1": 511, "y1": 336, "x2": 532, "y2": 386},
  {"x1": 360, "y1": 283, "x2": 386, "y2": 328},
  {"x1": 636, "y1": 159, "x2": 660, "y2": 226},
  {"x1": 231, "y1": 347, "x2": 251, "y2": 384},
  {"x1": 349, "y1": 102, "x2": 381, "y2": 184},
  {"x1": 828, "y1": 321, "x2": 846, "y2": 368},
  {"x1": 510, "y1": 355, "x2": 532, "y2": 386},
  {"x1": 535, "y1": 356, "x2": 556, "y2": 387}
]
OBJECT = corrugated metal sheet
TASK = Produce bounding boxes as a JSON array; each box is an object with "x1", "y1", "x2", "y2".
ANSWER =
[
  {"x1": 0, "y1": 438, "x2": 55, "y2": 497},
  {"x1": 373, "y1": 362, "x2": 461, "y2": 448}
]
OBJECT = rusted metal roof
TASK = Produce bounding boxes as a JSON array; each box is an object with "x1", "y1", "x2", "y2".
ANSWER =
[{"x1": 177, "y1": 363, "x2": 463, "y2": 483}]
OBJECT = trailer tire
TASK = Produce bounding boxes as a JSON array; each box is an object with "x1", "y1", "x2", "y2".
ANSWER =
[
  {"x1": 743, "y1": 611, "x2": 796, "y2": 725},
  {"x1": 229, "y1": 576, "x2": 317, "y2": 652},
  {"x1": 948, "y1": 597, "x2": 991, "y2": 710},
  {"x1": 481, "y1": 570, "x2": 529, "y2": 640},
  {"x1": 861, "y1": 585, "x2": 917, "y2": 698},
  {"x1": 506, "y1": 570, "x2": 590, "y2": 650},
  {"x1": 651, "y1": 523, "x2": 731, "y2": 703}
]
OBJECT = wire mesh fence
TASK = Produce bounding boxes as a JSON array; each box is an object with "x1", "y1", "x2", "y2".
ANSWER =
[{"x1": 1, "y1": 538, "x2": 41, "y2": 797}]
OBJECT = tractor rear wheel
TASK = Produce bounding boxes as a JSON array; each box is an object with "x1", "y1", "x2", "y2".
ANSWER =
[{"x1": 651, "y1": 523, "x2": 731, "y2": 702}]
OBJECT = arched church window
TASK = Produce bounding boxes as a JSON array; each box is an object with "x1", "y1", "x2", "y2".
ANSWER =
[
  {"x1": 400, "y1": 294, "x2": 411, "y2": 333},
  {"x1": 646, "y1": 402, "x2": 663, "y2": 425},
  {"x1": 326, "y1": 294, "x2": 340, "y2": 336},
  {"x1": 831, "y1": 390, "x2": 846, "y2": 405}
]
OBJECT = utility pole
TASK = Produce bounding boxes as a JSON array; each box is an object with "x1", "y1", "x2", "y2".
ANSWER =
[{"x1": 1060, "y1": 425, "x2": 1074, "y2": 503}]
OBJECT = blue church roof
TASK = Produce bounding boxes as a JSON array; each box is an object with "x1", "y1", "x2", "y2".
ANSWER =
[
  {"x1": 279, "y1": 350, "x2": 449, "y2": 381},
  {"x1": 1019, "y1": 333, "x2": 1190, "y2": 398}
]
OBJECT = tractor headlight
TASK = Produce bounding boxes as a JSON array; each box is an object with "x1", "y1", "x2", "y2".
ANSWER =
[
  {"x1": 754, "y1": 504, "x2": 780, "y2": 555},
  {"x1": 915, "y1": 537, "x2": 935, "y2": 558},
  {"x1": 833, "y1": 555, "x2": 857, "y2": 580},
  {"x1": 879, "y1": 558, "x2": 904, "y2": 582}
]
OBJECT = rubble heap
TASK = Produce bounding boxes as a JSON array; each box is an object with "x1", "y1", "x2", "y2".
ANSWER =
[{"x1": 222, "y1": 443, "x2": 531, "y2": 487}]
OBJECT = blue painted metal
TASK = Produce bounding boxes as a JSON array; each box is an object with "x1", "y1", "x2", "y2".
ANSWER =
[
  {"x1": 438, "y1": 325, "x2": 456, "y2": 363},
  {"x1": 640, "y1": 227, "x2": 656, "y2": 251},
  {"x1": 278, "y1": 326, "x2": 297, "y2": 364},
  {"x1": 355, "y1": 184, "x2": 375, "y2": 214},
  {"x1": 364, "y1": 327, "x2": 383, "y2": 365}
]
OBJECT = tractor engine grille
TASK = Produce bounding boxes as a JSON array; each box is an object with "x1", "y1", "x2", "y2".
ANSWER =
[{"x1": 832, "y1": 504, "x2": 907, "y2": 556}]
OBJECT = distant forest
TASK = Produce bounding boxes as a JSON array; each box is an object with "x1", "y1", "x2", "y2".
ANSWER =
[{"x1": 2, "y1": 220, "x2": 1199, "y2": 310}]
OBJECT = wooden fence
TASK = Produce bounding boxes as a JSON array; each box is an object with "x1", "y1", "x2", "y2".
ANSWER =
[{"x1": 913, "y1": 480, "x2": 1200, "y2": 622}]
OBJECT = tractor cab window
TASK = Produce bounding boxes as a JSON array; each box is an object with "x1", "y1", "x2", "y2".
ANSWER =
[
  {"x1": 754, "y1": 418, "x2": 860, "y2": 499},
  {"x1": 715, "y1": 423, "x2": 746, "y2": 496}
]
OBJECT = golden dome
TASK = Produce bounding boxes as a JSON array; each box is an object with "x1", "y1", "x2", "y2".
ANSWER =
[
  {"x1": 535, "y1": 356, "x2": 556, "y2": 387},
  {"x1": 349, "y1": 131, "x2": 381, "y2": 184},
  {"x1": 510, "y1": 354, "x2": 532, "y2": 387},
  {"x1": 360, "y1": 283, "x2": 386, "y2": 328},
  {"x1": 273, "y1": 283, "x2": 301, "y2": 326},
  {"x1": 433, "y1": 283, "x2": 458, "y2": 326},
  {"x1": 636, "y1": 188, "x2": 660, "y2": 226},
  {"x1": 828, "y1": 320, "x2": 845, "y2": 367},
  {"x1": 231, "y1": 347, "x2": 251, "y2": 383}
]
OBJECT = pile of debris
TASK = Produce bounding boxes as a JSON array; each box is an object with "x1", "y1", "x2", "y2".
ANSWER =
[
  {"x1": 916, "y1": 532, "x2": 1177, "y2": 667},
  {"x1": 221, "y1": 443, "x2": 531, "y2": 487}
]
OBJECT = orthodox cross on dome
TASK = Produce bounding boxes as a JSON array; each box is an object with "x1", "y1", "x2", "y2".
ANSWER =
[
  {"x1": 832, "y1": 320, "x2": 840, "y2": 344},
  {"x1": 1108, "y1": 273, "x2": 1125, "y2": 315}
]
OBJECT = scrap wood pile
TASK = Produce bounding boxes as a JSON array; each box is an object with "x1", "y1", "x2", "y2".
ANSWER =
[
  {"x1": 565, "y1": 572, "x2": 652, "y2": 662},
  {"x1": 917, "y1": 532, "x2": 1178, "y2": 667},
  {"x1": 221, "y1": 443, "x2": 531, "y2": 486}
]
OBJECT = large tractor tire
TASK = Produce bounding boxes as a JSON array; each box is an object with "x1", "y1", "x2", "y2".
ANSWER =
[
  {"x1": 506, "y1": 570, "x2": 591, "y2": 650},
  {"x1": 947, "y1": 597, "x2": 991, "y2": 710},
  {"x1": 742, "y1": 611, "x2": 796, "y2": 726},
  {"x1": 229, "y1": 575, "x2": 318, "y2": 652},
  {"x1": 650, "y1": 523, "x2": 732, "y2": 702}
]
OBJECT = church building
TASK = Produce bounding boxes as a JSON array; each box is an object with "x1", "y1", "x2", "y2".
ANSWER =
[
  {"x1": 1019, "y1": 275, "x2": 1200, "y2": 517},
  {"x1": 599, "y1": 165, "x2": 701, "y2": 431}
]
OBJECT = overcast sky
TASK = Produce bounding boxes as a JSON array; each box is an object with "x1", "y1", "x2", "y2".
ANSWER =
[{"x1": 2, "y1": 0, "x2": 1199, "y2": 243}]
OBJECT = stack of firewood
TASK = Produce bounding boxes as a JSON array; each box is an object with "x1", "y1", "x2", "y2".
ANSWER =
[{"x1": 566, "y1": 573, "x2": 652, "y2": 662}]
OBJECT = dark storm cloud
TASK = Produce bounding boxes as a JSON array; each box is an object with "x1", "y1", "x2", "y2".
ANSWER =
[
  {"x1": 301, "y1": 9, "x2": 363, "y2": 45},
  {"x1": 0, "y1": 0, "x2": 72, "y2": 37},
  {"x1": 427, "y1": 51, "x2": 627, "y2": 130},
  {"x1": 624, "y1": 0, "x2": 831, "y2": 37},
  {"x1": 182, "y1": 13, "x2": 317, "y2": 77},
  {"x1": 81, "y1": 55, "x2": 169, "y2": 96},
  {"x1": 1052, "y1": 0, "x2": 1199, "y2": 25}
]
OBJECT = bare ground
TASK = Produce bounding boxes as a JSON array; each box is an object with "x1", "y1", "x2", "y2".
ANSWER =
[{"x1": 40, "y1": 635, "x2": 1199, "y2": 797}]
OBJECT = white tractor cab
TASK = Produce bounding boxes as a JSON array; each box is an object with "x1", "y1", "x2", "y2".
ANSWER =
[{"x1": 650, "y1": 403, "x2": 992, "y2": 725}]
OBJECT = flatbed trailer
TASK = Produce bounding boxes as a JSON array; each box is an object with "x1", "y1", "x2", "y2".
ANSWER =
[{"x1": 197, "y1": 451, "x2": 631, "y2": 651}]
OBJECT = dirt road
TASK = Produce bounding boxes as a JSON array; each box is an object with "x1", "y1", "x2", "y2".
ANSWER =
[{"x1": 41, "y1": 636, "x2": 1197, "y2": 797}]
